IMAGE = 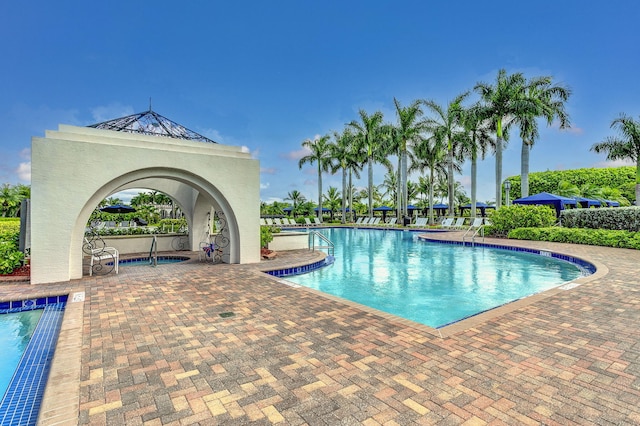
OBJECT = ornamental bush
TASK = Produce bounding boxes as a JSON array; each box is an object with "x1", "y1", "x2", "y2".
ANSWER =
[
  {"x1": 485, "y1": 205, "x2": 556, "y2": 237},
  {"x1": 560, "y1": 206, "x2": 640, "y2": 232},
  {"x1": 0, "y1": 230, "x2": 24, "y2": 274},
  {"x1": 509, "y1": 227, "x2": 640, "y2": 250}
]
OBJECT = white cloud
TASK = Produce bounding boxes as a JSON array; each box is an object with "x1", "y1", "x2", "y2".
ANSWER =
[
  {"x1": 260, "y1": 167, "x2": 277, "y2": 175},
  {"x1": 19, "y1": 148, "x2": 31, "y2": 160},
  {"x1": 199, "y1": 128, "x2": 224, "y2": 143},
  {"x1": 593, "y1": 158, "x2": 634, "y2": 168},
  {"x1": 282, "y1": 147, "x2": 311, "y2": 161},
  {"x1": 260, "y1": 182, "x2": 270, "y2": 190},
  {"x1": 16, "y1": 162, "x2": 31, "y2": 182},
  {"x1": 90, "y1": 103, "x2": 135, "y2": 123}
]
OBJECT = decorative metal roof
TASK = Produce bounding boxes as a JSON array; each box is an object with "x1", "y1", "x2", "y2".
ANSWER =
[{"x1": 87, "y1": 109, "x2": 217, "y2": 144}]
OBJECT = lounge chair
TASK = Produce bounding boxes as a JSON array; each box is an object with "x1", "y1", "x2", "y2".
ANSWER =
[
  {"x1": 272, "y1": 218, "x2": 282, "y2": 226},
  {"x1": 265, "y1": 218, "x2": 274, "y2": 226},
  {"x1": 452, "y1": 217, "x2": 466, "y2": 229},
  {"x1": 287, "y1": 218, "x2": 299, "y2": 227},
  {"x1": 440, "y1": 218, "x2": 454, "y2": 229},
  {"x1": 259, "y1": 218, "x2": 266, "y2": 226},
  {"x1": 304, "y1": 218, "x2": 313, "y2": 226},
  {"x1": 355, "y1": 217, "x2": 364, "y2": 225},
  {"x1": 371, "y1": 217, "x2": 381, "y2": 225},
  {"x1": 313, "y1": 218, "x2": 322, "y2": 225},
  {"x1": 410, "y1": 217, "x2": 428, "y2": 227},
  {"x1": 386, "y1": 217, "x2": 397, "y2": 227},
  {"x1": 468, "y1": 217, "x2": 484, "y2": 229}
]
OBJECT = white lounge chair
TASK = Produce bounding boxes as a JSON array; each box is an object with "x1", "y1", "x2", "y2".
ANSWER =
[
  {"x1": 440, "y1": 218, "x2": 454, "y2": 229},
  {"x1": 259, "y1": 218, "x2": 266, "y2": 226},
  {"x1": 452, "y1": 217, "x2": 466, "y2": 229},
  {"x1": 386, "y1": 217, "x2": 397, "y2": 227},
  {"x1": 355, "y1": 217, "x2": 364, "y2": 225},
  {"x1": 410, "y1": 217, "x2": 428, "y2": 227},
  {"x1": 313, "y1": 217, "x2": 322, "y2": 225},
  {"x1": 272, "y1": 218, "x2": 282, "y2": 226},
  {"x1": 287, "y1": 218, "x2": 299, "y2": 226},
  {"x1": 371, "y1": 217, "x2": 381, "y2": 225},
  {"x1": 265, "y1": 218, "x2": 274, "y2": 226},
  {"x1": 468, "y1": 217, "x2": 484, "y2": 229},
  {"x1": 304, "y1": 218, "x2": 313, "y2": 226}
]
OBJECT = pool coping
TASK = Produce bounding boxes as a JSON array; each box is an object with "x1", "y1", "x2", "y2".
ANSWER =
[{"x1": 270, "y1": 229, "x2": 609, "y2": 339}]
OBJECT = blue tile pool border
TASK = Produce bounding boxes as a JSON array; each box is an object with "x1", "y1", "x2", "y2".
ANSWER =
[
  {"x1": 416, "y1": 235, "x2": 597, "y2": 276},
  {"x1": 0, "y1": 295, "x2": 68, "y2": 426},
  {"x1": 264, "y1": 256, "x2": 335, "y2": 278},
  {"x1": 117, "y1": 255, "x2": 190, "y2": 266}
]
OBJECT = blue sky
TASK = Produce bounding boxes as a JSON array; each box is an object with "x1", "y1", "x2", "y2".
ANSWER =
[{"x1": 1, "y1": 1, "x2": 638, "y2": 204}]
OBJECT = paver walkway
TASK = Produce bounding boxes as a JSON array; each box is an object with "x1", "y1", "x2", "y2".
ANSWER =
[{"x1": 2, "y1": 236, "x2": 640, "y2": 425}]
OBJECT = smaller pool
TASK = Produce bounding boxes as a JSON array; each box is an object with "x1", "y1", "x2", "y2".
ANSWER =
[{"x1": 119, "y1": 256, "x2": 190, "y2": 266}]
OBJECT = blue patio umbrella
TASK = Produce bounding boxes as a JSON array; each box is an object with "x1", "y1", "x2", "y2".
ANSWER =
[
  {"x1": 604, "y1": 200, "x2": 620, "y2": 207},
  {"x1": 283, "y1": 206, "x2": 293, "y2": 212},
  {"x1": 460, "y1": 202, "x2": 495, "y2": 216},
  {"x1": 100, "y1": 204, "x2": 136, "y2": 214},
  {"x1": 373, "y1": 205, "x2": 394, "y2": 221},
  {"x1": 314, "y1": 207, "x2": 331, "y2": 212},
  {"x1": 513, "y1": 192, "x2": 577, "y2": 216}
]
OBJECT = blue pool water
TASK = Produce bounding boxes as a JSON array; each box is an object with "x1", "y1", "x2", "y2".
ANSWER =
[
  {"x1": 286, "y1": 228, "x2": 585, "y2": 328},
  {"x1": 0, "y1": 310, "x2": 43, "y2": 398}
]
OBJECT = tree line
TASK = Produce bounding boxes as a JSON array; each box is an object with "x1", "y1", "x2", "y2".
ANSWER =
[{"x1": 296, "y1": 68, "x2": 573, "y2": 224}]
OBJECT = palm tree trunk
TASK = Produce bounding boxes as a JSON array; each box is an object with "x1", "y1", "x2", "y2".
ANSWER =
[
  {"x1": 471, "y1": 149, "x2": 477, "y2": 218},
  {"x1": 401, "y1": 149, "x2": 408, "y2": 218},
  {"x1": 368, "y1": 157, "x2": 373, "y2": 217},
  {"x1": 341, "y1": 168, "x2": 347, "y2": 224},
  {"x1": 348, "y1": 170, "x2": 353, "y2": 222},
  {"x1": 396, "y1": 156, "x2": 402, "y2": 220},
  {"x1": 428, "y1": 168, "x2": 435, "y2": 225},
  {"x1": 521, "y1": 141, "x2": 530, "y2": 198},
  {"x1": 448, "y1": 149, "x2": 454, "y2": 216},
  {"x1": 495, "y1": 135, "x2": 504, "y2": 207},
  {"x1": 317, "y1": 163, "x2": 323, "y2": 223}
]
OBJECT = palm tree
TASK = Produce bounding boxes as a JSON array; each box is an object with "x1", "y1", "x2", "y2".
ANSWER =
[
  {"x1": 516, "y1": 76, "x2": 571, "y2": 197},
  {"x1": 591, "y1": 113, "x2": 640, "y2": 204},
  {"x1": 0, "y1": 184, "x2": 20, "y2": 217},
  {"x1": 460, "y1": 105, "x2": 494, "y2": 217},
  {"x1": 474, "y1": 69, "x2": 531, "y2": 207},
  {"x1": 411, "y1": 134, "x2": 449, "y2": 224},
  {"x1": 323, "y1": 186, "x2": 342, "y2": 220},
  {"x1": 284, "y1": 190, "x2": 306, "y2": 217},
  {"x1": 348, "y1": 109, "x2": 391, "y2": 217},
  {"x1": 392, "y1": 98, "x2": 427, "y2": 218},
  {"x1": 423, "y1": 93, "x2": 469, "y2": 216},
  {"x1": 330, "y1": 129, "x2": 361, "y2": 223},
  {"x1": 298, "y1": 134, "x2": 333, "y2": 223},
  {"x1": 380, "y1": 170, "x2": 398, "y2": 205}
]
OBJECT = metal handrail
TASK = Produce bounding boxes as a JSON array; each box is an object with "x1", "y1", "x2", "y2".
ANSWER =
[
  {"x1": 309, "y1": 231, "x2": 334, "y2": 256},
  {"x1": 149, "y1": 234, "x2": 158, "y2": 266},
  {"x1": 462, "y1": 224, "x2": 485, "y2": 246}
]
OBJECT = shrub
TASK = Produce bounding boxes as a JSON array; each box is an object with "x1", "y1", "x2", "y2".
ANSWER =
[
  {"x1": 260, "y1": 225, "x2": 280, "y2": 248},
  {"x1": 560, "y1": 206, "x2": 640, "y2": 232},
  {"x1": 485, "y1": 205, "x2": 556, "y2": 237},
  {"x1": 509, "y1": 227, "x2": 640, "y2": 250},
  {"x1": 0, "y1": 230, "x2": 24, "y2": 274},
  {"x1": 0, "y1": 218, "x2": 20, "y2": 233}
]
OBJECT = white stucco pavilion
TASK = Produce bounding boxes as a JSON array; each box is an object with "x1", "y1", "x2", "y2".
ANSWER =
[{"x1": 30, "y1": 111, "x2": 260, "y2": 284}]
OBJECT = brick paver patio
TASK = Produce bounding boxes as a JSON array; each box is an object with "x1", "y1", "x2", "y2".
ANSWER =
[{"x1": 2, "y1": 233, "x2": 640, "y2": 425}]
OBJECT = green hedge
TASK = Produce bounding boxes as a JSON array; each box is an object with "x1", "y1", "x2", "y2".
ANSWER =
[
  {"x1": 0, "y1": 229, "x2": 24, "y2": 274},
  {"x1": 485, "y1": 205, "x2": 557, "y2": 237},
  {"x1": 508, "y1": 227, "x2": 640, "y2": 250},
  {"x1": 0, "y1": 218, "x2": 20, "y2": 233},
  {"x1": 506, "y1": 166, "x2": 635, "y2": 201},
  {"x1": 560, "y1": 206, "x2": 640, "y2": 232}
]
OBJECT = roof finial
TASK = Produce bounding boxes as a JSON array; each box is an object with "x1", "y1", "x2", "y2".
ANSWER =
[{"x1": 149, "y1": 97, "x2": 152, "y2": 112}]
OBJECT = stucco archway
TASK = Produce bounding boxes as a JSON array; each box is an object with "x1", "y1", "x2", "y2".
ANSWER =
[{"x1": 31, "y1": 123, "x2": 259, "y2": 284}]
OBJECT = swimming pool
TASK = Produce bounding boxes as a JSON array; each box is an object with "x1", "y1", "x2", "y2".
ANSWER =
[
  {"x1": 119, "y1": 256, "x2": 190, "y2": 266},
  {"x1": 0, "y1": 296, "x2": 67, "y2": 425},
  {"x1": 0, "y1": 310, "x2": 43, "y2": 397},
  {"x1": 286, "y1": 228, "x2": 587, "y2": 328}
]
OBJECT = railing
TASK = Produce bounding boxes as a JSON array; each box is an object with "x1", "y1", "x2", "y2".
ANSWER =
[
  {"x1": 462, "y1": 225, "x2": 485, "y2": 246},
  {"x1": 149, "y1": 234, "x2": 158, "y2": 266},
  {"x1": 308, "y1": 231, "x2": 334, "y2": 256}
]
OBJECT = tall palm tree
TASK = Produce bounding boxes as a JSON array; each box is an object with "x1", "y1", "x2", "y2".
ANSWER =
[
  {"x1": 348, "y1": 109, "x2": 390, "y2": 217},
  {"x1": 323, "y1": 186, "x2": 342, "y2": 219},
  {"x1": 330, "y1": 129, "x2": 361, "y2": 223},
  {"x1": 516, "y1": 76, "x2": 571, "y2": 197},
  {"x1": 423, "y1": 93, "x2": 469, "y2": 216},
  {"x1": 591, "y1": 113, "x2": 640, "y2": 204},
  {"x1": 298, "y1": 134, "x2": 333, "y2": 223},
  {"x1": 284, "y1": 190, "x2": 306, "y2": 217},
  {"x1": 380, "y1": 170, "x2": 398, "y2": 205},
  {"x1": 411, "y1": 134, "x2": 449, "y2": 224},
  {"x1": 474, "y1": 69, "x2": 532, "y2": 207},
  {"x1": 392, "y1": 98, "x2": 427, "y2": 218},
  {"x1": 460, "y1": 105, "x2": 494, "y2": 217}
]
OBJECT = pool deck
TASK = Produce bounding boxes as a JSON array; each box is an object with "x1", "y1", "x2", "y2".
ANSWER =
[{"x1": 2, "y1": 233, "x2": 640, "y2": 425}]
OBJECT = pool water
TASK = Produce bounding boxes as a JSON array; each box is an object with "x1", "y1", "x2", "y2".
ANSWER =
[
  {"x1": 287, "y1": 228, "x2": 584, "y2": 328},
  {"x1": 119, "y1": 256, "x2": 189, "y2": 266},
  {"x1": 0, "y1": 310, "x2": 43, "y2": 398}
]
